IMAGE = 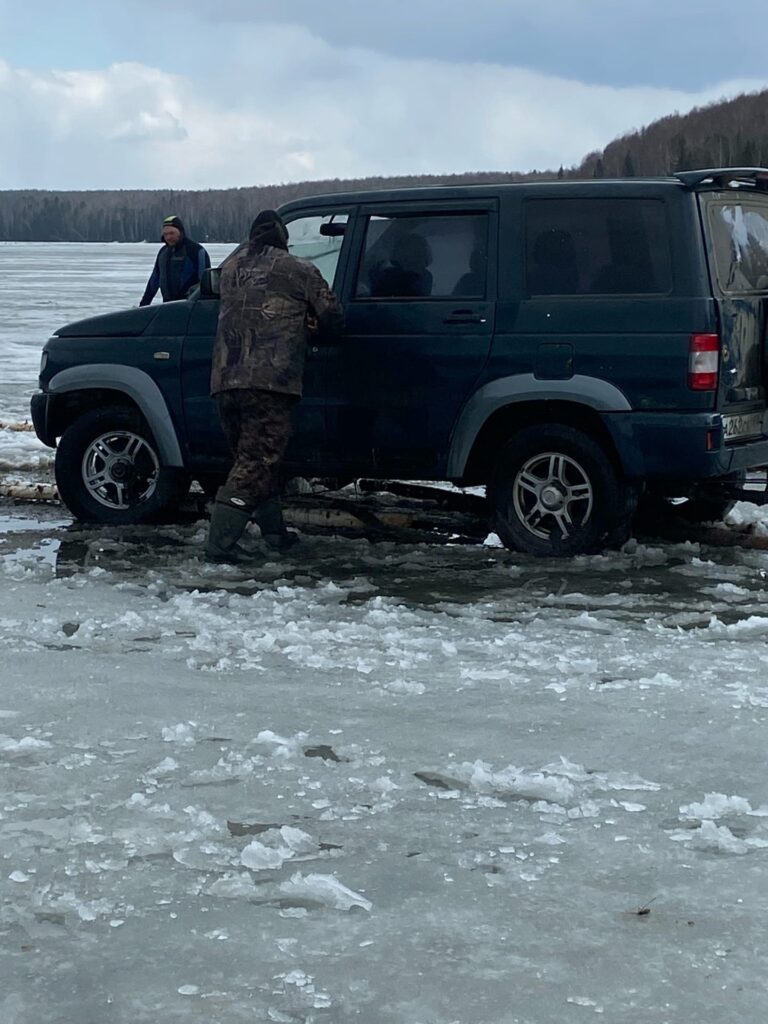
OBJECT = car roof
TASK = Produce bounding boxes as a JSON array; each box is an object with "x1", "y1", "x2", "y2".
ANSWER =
[
  {"x1": 276, "y1": 168, "x2": 768, "y2": 214},
  {"x1": 277, "y1": 178, "x2": 686, "y2": 211}
]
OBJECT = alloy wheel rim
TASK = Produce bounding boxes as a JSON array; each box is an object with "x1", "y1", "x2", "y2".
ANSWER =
[
  {"x1": 512, "y1": 450, "x2": 593, "y2": 540},
  {"x1": 81, "y1": 430, "x2": 159, "y2": 510}
]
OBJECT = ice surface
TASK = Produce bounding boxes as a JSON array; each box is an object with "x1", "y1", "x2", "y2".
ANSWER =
[
  {"x1": 0, "y1": 241, "x2": 235, "y2": 467},
  {"x1": 2, "y1": 512, "x2": 768, "y2": 1023}
]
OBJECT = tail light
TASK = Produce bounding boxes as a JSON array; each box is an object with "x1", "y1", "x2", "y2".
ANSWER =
[{"x1": 688, "y1": 333, "x2": 719, "y2": 391}]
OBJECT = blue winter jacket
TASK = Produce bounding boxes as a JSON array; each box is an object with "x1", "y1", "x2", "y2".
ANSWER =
[{"x1": 139, "y1": 237, "x2": 210, "y2": 305}]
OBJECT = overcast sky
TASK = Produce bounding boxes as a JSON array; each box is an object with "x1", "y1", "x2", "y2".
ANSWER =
[{"x1": 1, "y1": 0, "x2": 765, "y2": 191}]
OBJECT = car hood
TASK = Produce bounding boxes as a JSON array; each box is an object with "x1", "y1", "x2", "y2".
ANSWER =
[{"x1": 55, "y1": 306, "x2": 160, "y2": 338}]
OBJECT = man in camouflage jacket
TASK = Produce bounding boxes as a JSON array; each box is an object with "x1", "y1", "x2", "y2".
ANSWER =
[{"x1": 205, "y1": 209, "x2": 344, "y2": 563}]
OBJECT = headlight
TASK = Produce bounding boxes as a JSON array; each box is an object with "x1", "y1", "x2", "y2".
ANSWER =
[{"x1": 40, "y1": 351, "x2": 48, "y2": 374}]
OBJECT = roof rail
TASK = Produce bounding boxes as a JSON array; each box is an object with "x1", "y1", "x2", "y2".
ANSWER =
[{"x1": 675, "y1": 168, "x2": 768, "y2": 190}]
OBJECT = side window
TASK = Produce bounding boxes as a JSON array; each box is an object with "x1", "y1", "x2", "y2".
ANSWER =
[
  {"x1": 524, "y1": 199, "x2": 672, "y2": 296},
  {"x1": 354, "y1": 212, "x2": 488, "y2": 299},
  {"x1": 285, "y1": 212, "x2": 349, "y2": 285}
]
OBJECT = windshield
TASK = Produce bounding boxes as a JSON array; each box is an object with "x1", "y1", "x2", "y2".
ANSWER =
[{"x1": 706, "y1": 199, "x2": 768, "y2": 294}]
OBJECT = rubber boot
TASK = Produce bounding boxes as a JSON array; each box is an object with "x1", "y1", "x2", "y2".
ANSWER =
[
  {"x1": 204, "y1": 497, "x2": 256, "y2": 564},
  {"x1": 254, "y1": 496, "x2": 298, "y2": 551}
]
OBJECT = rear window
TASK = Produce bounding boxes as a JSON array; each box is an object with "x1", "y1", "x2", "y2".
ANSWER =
[
  {"x1": 524, "y1": 198, "x2": 672, "y2": 296},
  {"x1": 706, "y1": 200, "x2": 768, "y2": 294}
]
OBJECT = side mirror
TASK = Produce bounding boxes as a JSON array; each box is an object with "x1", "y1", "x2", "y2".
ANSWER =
[{"x1": 200, "y1": 267, "x2": 221, "y2": 299}]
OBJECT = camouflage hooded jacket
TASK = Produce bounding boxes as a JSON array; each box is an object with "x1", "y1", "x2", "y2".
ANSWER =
[{"x1": 210, "y1": 244, "x2": 344, "y2": 398}]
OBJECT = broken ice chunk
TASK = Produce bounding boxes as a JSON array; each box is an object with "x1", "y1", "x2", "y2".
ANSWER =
[
  {"x1": 241, "y1": 840, "x2": 293, "y2": 871},
  {"x1": 278, "y1": 872, "x2": 371, "y2": 912}
]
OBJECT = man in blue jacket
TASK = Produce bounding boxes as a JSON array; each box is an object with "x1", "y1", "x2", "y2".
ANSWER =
[{"x1": 139, "y1": 215, "x2": 210, "y2": 305}]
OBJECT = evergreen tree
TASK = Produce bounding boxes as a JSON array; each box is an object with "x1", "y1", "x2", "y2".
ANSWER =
[{"x1": 622, "y1": 152, "x2": 636, "y2": 177}]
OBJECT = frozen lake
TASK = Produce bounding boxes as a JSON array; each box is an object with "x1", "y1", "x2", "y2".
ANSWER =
[
  {"x1": 1, "y1": 245, "x2": 768, "y2": 1023},
  {"x1": 0, "y1": 241, "x2": 235, "y2": 479}
]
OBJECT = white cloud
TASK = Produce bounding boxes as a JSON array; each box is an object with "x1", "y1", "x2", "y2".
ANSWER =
[
  {"x1": 0, "y1": 25, "x2": 766, "y2": 191},
  {"x1": 109, "y1": 111, "x2": 187, "y2": 143},
  {"x1": 121, "y1": 0, "x2": 768, "y2": 90}
]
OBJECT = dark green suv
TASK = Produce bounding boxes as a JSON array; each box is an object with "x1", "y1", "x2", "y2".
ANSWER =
[{"x1": 31, "y1": 168, "x2": 768, "y2": 555}]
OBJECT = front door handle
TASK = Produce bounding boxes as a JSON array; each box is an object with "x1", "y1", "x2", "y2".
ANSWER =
[{"x1": 443, "y1": 309, "x2": 487, "y2": 325}]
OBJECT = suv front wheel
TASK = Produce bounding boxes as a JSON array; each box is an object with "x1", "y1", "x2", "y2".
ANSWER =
[
  {"x1": 55, "y1": 406, "x2": 189, "y2": 524},
  {"x1": 488, "y1": 424, "x2": 630, "y2": 556}
]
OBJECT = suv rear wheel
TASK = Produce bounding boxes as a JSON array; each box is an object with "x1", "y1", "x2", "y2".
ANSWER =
[
  {"x1": 489, "y1": 424, "x2": 631, "y2": 556},
  {"x1": 55, "y1": 406, "x2": 189, "y2": 524}
]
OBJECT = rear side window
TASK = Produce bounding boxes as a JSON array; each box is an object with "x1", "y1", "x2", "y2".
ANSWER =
[
  {"x1": 524, "y1": 198, "x2": 672, "y2": 296},
  {"x1": 354, "y1": 212, "x2": 488, "y2": 299},
  {"x1": 706, "y1": 201, "x2": 768, "y2": 294}
]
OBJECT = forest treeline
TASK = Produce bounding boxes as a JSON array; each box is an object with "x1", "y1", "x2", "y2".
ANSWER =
[
  {"x1": 3, "y1": 88, "x2": 768, "y2": 242},
  {"x1": 0, "y1": 171, "x2": 538, "y2": 244}
]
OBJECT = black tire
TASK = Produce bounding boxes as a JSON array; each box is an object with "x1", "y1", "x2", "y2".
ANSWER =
[
  {"x1": 488, "y1": 425, "x2": 631, "y2": 557},
  {"x1": 55, "y1": 406, "x2": 189, "y2": 524}
]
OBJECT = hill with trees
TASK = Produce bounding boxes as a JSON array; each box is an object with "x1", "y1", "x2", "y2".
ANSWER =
[
  {"x1": 575, "y1": 87, "x2": 768, "y2": 179},
  {"x1": 2, "y1": 87, "x2": 768, "y2": 242}
]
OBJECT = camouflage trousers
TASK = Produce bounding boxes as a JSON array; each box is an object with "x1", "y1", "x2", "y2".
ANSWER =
[{"x1": 215, "y1": 388, "x2": 297, "y2": 508}]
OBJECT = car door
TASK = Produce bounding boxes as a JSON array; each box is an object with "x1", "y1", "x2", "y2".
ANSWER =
[
  {"x1": 323, "y1": 200, "x2": 497, "y2": 477},
  {"x1": 180, "y1": 287, "x2": 229, "y2": 465},
  {"x1": 180, "y1": 210, "x2": 351, "y2": 469}
]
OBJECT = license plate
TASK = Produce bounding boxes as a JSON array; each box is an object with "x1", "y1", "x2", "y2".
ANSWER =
[{"x1": 722, "y1": 412, "x2": 764, "y2": 441}]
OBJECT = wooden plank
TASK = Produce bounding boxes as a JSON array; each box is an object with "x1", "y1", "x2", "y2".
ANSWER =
[
  {"x1": 283, "y1": 493, "x2": 488, "y2": 543},
  {"x1": 0, "y1": 482, "x2": 58, "y2": 501},
  {"x1": 356, "y1": 478, "x2": 487, "y2": 515}
]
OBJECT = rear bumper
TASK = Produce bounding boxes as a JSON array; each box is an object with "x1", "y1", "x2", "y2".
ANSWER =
[
  {"x1": 30, "y1": 391, "x2": 56, "y2": 448},
  {"x1": 603, "y1": 410, "x2": 768, "y2": 480}
]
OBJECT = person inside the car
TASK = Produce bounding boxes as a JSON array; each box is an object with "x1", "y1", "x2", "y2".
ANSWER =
[{"x1": 369, "y1": 231, "x2": 433, "y2": 297}]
